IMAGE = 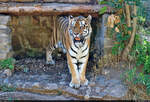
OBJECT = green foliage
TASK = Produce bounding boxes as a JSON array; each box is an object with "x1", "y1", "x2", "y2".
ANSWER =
[
  {"x1": 99, "y1": 0, "x2": 150, "y2": 95},
  {"x1": 125, "y1": 67, "x2": 150, "y2": 94},
  {"x1": 99, "y1": 6, "x2": 107, "y2": 15},
  {"x1": 0, "y1": 84, "x2": 16, "y2": 92},
  {"x1": 127, "y1": 32, "x2": 150, "y2": 95},
  {"x1": 125, "y1": 67, "x2": 137, "y2": 82},
  {"x1": 0, "y1": 58, "x2": 15, "y2": 70},
  {"x1": 99, "y1": 0, "x2": 131, "y2": 55},
  {"x1": 131, "y1": 34, "x2": 150, "y2": 73},
  {"x1": 112, "y1": 43, "x2": 120, "y2": 55},
  {"x1": 139, "y1": 26, "x2": 150, "y2": 35},
  {"x1": 99, "y1": 0, "x2": 146, "y2": 55}
]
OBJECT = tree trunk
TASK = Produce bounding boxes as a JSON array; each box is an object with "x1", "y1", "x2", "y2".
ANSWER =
[
  {"x1": 122, "y1": 4, "x2": 137, "y2": 61},
  {"x1": 125, "y1": 3, "x2": 131, "y2": 35}
]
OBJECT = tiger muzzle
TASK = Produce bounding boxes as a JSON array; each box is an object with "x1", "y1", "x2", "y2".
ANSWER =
[{"x1": 74, "y1": 36, "x2": 85, "y2": 43}]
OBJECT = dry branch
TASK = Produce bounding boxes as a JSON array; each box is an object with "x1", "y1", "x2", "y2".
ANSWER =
[{"x1": 0, "y1": 3, "x2": 111, "y2": 16}]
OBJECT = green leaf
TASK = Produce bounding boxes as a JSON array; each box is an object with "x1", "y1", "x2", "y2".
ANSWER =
[
  {"x1": 99, "y1": 6, "x2": 107, "y2": 15},
  {"x1": 99, "y1": 1, "x2": 108, "y2": 5},
  {"x1": 107, "y1": 2, "x2": 115, "y2": 7},
  {"x1": 9, "y1": 65, "x2": 14, "y2": 70},
  {"x1": 128, "y1": 27, "x2": 133, "y2": 31}
]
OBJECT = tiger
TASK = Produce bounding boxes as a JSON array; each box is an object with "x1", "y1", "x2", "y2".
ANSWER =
[{"x1": 46, "y1": 15, "x2": 92, "y2": 88}]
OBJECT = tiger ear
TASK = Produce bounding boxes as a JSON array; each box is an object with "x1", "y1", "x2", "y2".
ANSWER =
[
  {"x1": 69, "y1": 15, "x2": 74, "y2": 24},
  {"x1": 87, "y1": 15, "x2": 92, "y2": 23},
  {"x1": 69, "y1": 15, "x2": 74, "y2": 20}
]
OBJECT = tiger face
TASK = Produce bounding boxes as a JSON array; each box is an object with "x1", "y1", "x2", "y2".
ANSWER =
[{"x1": 69, "y1": 15, "x2": 92, "y2": 46}]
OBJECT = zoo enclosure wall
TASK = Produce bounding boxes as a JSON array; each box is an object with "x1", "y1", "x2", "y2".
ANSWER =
[{"x1": 0, "y1": 0, "x2": 111, "y2": 62}]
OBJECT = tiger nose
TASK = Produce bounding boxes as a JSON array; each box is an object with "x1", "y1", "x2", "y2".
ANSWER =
[{"x1": 75, "y1": 33, "x2": 79, "y2": 35}]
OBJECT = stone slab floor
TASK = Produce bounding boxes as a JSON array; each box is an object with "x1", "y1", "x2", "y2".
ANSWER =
[{"x1": 0, "y1": 57, "x2": 128, "y2": 100}]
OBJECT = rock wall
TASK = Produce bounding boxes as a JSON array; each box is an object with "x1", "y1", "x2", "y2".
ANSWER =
[
  {"x1": 0, "y1": 15, "x2": 12, "y2": 60},
  {"x1": 8, "y1": 16, "x2": 104, "y2": 57},
  {"x1": 9, "y1": 16, "x2": 55, "y2": 54}
]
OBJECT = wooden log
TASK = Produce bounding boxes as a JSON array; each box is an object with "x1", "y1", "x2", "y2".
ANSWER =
[
  {"x1": 0, "y1": 0, "x2": 9, "y2": 2},
  {"x1": 43, "y1": 0, "x2": 92, "y2": 3},
  {"x1": 0, "y1": 3, "x2": 111, "y2": 17},
  {"x1": 0, "y1": 0, "x2": 93, "y2": 3},
  {"x1": 11, "y1": 0, "x2": 35, "y2": 2}
]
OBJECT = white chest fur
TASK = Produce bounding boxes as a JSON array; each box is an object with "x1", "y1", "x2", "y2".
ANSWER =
[{"x1": 69, "y1": 42, "x2": 89, "y2": 63}]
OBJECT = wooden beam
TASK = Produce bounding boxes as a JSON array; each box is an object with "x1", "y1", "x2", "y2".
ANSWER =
[
  {"x1": 42, "y1": 0, "x2": 92, "y2": 3},
  {"x1": 0, "y1": 0, "x2": 93, "y2": 3},
  {"x1": 0, "y1": 3, "x2": 111, "y2": 17}
]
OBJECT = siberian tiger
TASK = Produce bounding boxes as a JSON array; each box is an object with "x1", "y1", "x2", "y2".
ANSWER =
[{"x1": 46, "y1": 15, "x2": 92, "y2": 88}]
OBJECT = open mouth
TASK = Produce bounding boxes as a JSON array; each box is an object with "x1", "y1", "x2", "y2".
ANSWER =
[
  {"x1": 74, "y1": 37, "x2": 80, "y2": 41},
  {"x1": 74, "y1": 37, "x2": 84, "y2": 43}
]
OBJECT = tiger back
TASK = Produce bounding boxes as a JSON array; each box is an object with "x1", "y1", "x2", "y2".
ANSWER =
[{"x1": 46, "y1": 15, "x2": 92, "y2": 88}]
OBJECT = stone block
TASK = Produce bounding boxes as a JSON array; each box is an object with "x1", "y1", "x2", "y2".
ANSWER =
[
  {"x1": 0, "y1": 15, "x2": 11, "y2": 60},
  {"x1": 0, "y1": 45, "x2": 11, "y2": 53},
  {"x1": 0, "y1": 29, "x2": 8, "y2": 34},
  {"x1": 0, "y1": 25, "x2": 9, "y2": 30},
  {"x1": 0, "y1": 32, "x2": 9, "y2": 36},
  {"x1": 0, "y1": 27, "x2": 11, "y2": 35},
  {"x1": 0, "y1": 53, "x2": 7, "y2": 60},
  {"x1": 0, "y1": 37, "x2": 10, "y2": 44},
  {"x1": 0, "y1": 15, "x2": 10, "y2": 25}
]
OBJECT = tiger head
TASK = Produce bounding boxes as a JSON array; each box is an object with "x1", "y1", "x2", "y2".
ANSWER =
[{"x1": 68, "y1": 15, "x2": 92, "y2": 46}]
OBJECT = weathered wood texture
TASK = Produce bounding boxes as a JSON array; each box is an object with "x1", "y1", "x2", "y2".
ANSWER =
[
  {"x1": 0, "y1": 3, "x2": 111, "y2": 16},
  {"x1": 0, "y1": 0, "x2": 95, "y2": 3}
]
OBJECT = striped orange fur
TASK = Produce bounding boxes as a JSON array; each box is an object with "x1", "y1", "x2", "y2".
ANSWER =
[{"x1": 46, "y1": 15, "x2": 92, "y2": 88}]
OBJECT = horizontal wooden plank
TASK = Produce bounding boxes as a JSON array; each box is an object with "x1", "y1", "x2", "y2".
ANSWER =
[
  {"x1": 0, "y1": 0, "x2": 95, "y2": 3},
  {"x1": 43, "y1": 0, "x2": 93, "y2": 3},
  {"x1": 0, "y1": 3, "x2": 111, "y2": 17},
  {"x1": 11, "y1": 0, "x2": 35, "y2": 2}
]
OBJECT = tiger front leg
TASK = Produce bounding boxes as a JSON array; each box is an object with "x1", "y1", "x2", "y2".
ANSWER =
[
  {"x1": 79, "y1": 54, "x2": 89, "y2": 86},
  {"x1": 67, "y1": 53, "x2": 80, "y2": 88},
  {"x1": 46, "y1": 47, "x2": 55, "y2": 65}
]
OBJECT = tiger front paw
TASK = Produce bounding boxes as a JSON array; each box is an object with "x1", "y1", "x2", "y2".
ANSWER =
[{"x1": 69, "y1": 80, "x2": 80, "y2": 89}]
